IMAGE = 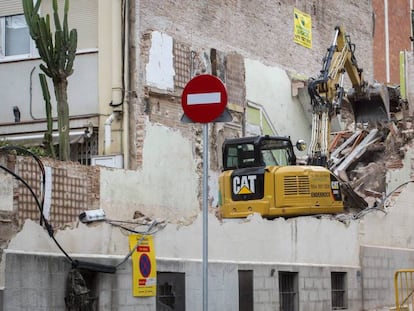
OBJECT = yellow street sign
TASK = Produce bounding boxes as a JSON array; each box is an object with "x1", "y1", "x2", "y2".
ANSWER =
[
  {"x1": 129, "y1": 234, "x2": 157, "y2": 297},
  {"x1": 294, "y1": 8, "x2": 312, "y2": 49}
]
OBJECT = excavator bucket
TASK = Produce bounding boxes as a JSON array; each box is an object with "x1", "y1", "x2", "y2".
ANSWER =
[{"x1": 348, "y1": 83, "x2": 390, "y2": 124}]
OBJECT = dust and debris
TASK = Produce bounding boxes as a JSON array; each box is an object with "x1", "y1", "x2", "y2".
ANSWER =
[{"x1": 329, "y1": 84, "x2": 412, "y2": 212}]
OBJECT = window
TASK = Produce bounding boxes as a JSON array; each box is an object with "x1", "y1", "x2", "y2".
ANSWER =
[
  {"x1": 225, "y1": 143, "x2": 256, "y2": 169},
  {"x1": 259, "y1": 139, "x2": 295, "y2": 166},
  {"x1": 279, "y1": 271, "x2": 299, "y2": 311},
  {"x1": 0, "y1": 14, "x2": 35, "y2": 60},
  {"x1": 238, "y1": 270, "x2": 253, "y2": 311},
  {"x1": 331, "y1": 272, "x2": 347, "y2": 310},
  {"x1": 157, "y1": 272, "x2": 185, "y2": 311}
]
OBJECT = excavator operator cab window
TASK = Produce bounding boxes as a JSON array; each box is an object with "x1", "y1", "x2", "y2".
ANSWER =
[
  {"x1": 224, "y1": 143, "x2": 256, "y2": 170},
  {"x1": 223, "y1": 138, "x2": 296, "y2": 170},
  {"x1": 259, "y1": 139, "x2": 295, "y2": 166}
]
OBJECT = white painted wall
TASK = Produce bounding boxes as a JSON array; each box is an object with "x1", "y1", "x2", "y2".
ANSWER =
[
  {"x1": 156, "y1": 213, "x2": 360, "y2": 266},
  {"x1": 145, "y1": 31, "x2": 175, "y2": 90},
  {"x1": 360, "y1": 182, "x2": 414, "y2": 249},
  {"x1": 244, "y1": 59, "x2": 312, "y2": 154},
  {"x1": 0, "y1": 53, "x2": 98, "y2": 123},
  {"x1": 0, "y1": 173, "x2": 13, "y2": 212},
  {"x1": 386, "y1": 146, "x2": 414, "y2": 195},
  {"x1": 100, "y1": 120, "x2": 199, "y2": 221},
  {"x1": 6, "y1": 212, "x2": 360, "y2": 268}
]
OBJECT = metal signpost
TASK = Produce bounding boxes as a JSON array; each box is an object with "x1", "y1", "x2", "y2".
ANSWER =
[{"x1": 181, "y1": 74, "x2": 231, "y2": 311}]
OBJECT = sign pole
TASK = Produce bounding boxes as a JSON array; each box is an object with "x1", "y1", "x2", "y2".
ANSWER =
[
  {"x1": 202, "y1": 122, "x2": 209, "y2": 311},
  {"x1": 180, "y1": 74, "x2": 232, "y2": 311}
]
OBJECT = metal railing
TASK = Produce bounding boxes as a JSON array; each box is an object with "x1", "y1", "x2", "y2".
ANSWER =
[{"x1": 394, "y1": 269, "x2": 414, "y2": 311}]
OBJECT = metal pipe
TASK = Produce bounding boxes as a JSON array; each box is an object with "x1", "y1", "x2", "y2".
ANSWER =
[
  {"x1": 111, "y1": 0, "x2": 123, "y2": 107},
  {"x1": 29, "y1": 66, "x2": 42, "y2": 120},
  {"x1": 332, "y1": 27, "x2": 340, "y2": 47},
  {"x1": 385, "y1": 0, "x2": 390, "y2": 82},
  {"x1": 1, "y1": 130, "x2": 86, "y2": 143},
  {"x1": 202, "y1": 123, "x2": 209, "y2": 311},
  {"x1": 104, "y1": 113, "x2": 116, "y2": 154}
]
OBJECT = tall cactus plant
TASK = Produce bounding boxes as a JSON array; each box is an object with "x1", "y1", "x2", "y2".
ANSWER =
[
  {"x1": 23, "y1": 0, "x2": 77, "y2": 161},
  {"x1": 39, "y1": 73, "x2": 56, "y2": 158}
]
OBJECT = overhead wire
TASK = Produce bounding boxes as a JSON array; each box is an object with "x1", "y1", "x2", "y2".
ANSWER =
[
  {"x1": 0, "y1": 146, "x2": 75, "y2": 263},
  {"x1": 352, "y1": 180, "x2": 414, "y2": 219}
]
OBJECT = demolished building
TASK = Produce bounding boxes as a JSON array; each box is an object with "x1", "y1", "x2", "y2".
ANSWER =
[{"x1": 1, "y1": 1, "x2": 414, "y2": 310}]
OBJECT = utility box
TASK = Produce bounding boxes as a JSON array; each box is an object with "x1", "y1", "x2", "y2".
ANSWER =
[{"x1": 91, "y1": 155, "x2": 123, "y2": 168}]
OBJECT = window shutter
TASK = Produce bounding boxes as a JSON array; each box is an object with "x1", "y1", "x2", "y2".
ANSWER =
[
  {"x1": 0, "y1": 0, "x2": 23, "y2": 17},
  {"x1": 40, "y1": 0, "x2": 97, "y2": 50},
  {"x1": 67, "y1": 0, "x2": 98, "y2": 49}
]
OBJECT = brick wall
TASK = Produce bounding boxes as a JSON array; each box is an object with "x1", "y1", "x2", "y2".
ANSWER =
[
  {"x1": 135, "y1": 0, "x2": 375, "y2": 171},
  {"x1": 140, "y1": 0, "x2": 373, "y2": 79},
  {"x1": 2, "y1": 252, "x2": 365, "y2": 310},
  {"x1": 0, "y1": 154, "x2": 100, "y2": 229},
  {"x1": 373, "y1": 0, "x2": 412, "y2": 84},
  {"x1": 360, "y1": 245, "x2": 414, "y2": 310}
]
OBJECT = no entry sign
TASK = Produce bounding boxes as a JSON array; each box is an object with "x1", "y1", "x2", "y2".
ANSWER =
[{"x1": 181, "y1": 74, "x2": 228, "y2": 123}]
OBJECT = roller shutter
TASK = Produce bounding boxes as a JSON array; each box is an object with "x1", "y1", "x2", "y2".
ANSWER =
[{"x1": 0, "y1": 0, "x2": 23, "y2": 17}]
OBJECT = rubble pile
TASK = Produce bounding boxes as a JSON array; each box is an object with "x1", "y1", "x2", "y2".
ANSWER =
[{"x1": 329, "y1": 86, "x2": 413, "y2": 210}]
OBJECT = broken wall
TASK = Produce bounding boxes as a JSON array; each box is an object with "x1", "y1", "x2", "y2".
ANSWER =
[
  {"x1": 2, "y1": 212, "x2": 362, "y2": 310},
  {"x1": 100, "y1": 121, "x2": 200, "y2": 221},
  {"x1": 139, "y1": 0, "x2": 373, "y2": 79},
  {"x1": 244, "y1": 59, "x2": 312, "y2": 152},
  {"x1": 135, "y1": 1, "x2": 375, "y2": 198}
]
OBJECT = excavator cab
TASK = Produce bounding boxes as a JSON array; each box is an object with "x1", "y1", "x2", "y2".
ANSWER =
[
  {"x1": 218, "y1": 136, "x2": 344, "y2": 218},
  {"x1": 222, "y1": 136, "x2": 297, "y2": 170}
]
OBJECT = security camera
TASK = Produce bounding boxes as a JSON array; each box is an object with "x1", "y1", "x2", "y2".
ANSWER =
[{"x1": 79, "y1": 209, "x2": 106, "y2": 223}]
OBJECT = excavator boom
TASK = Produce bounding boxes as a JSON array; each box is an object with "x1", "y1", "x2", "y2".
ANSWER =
[{"x1": 307, "y1": 26, "x2": 389, "y2": 166}]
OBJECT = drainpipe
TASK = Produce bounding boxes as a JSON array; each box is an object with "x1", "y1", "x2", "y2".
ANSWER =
[
  {"x1": 111, "y1": 0, "x2": 123, "y2": 107},
  {"x1": 105, "y1": 0, "x2": 124, "y2": 159},
  {"x1": 105, "y1": 113, "x2": 117, "y2": 154},
  {"x1": 384, "y1": 0, "x2": 390, "y2": 83}
]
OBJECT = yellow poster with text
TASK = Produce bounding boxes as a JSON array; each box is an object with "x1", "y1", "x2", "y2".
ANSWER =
[
  {"x1": 294, "y1": 8, "x2": 312, "y2": 49},
  {"x1": 129, "y1": 234, "x2": 157, "y2": 297}
]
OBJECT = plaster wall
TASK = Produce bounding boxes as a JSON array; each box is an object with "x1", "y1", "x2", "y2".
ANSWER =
[
  {"x1": 0, "y1": 174, "x2": 12, "y2": 212},
  {"x1": 100, "y1": 120, "x2": 199, "y2": 221},
  {"x1": 360, "y1": 182, "x2": 414, "y2": 249},
  {"x1": 145, "y1": 31, "x2": 175, "y2": 90},
  {"x1": 5, "y1": 213, "x2": 359, "y2": 267},
  {"x1": 386, "y1": 146, "x2": 414, "y2": 195},
  {"x1": 244, "y1": 59, "x2": 311, "y2": 152}
]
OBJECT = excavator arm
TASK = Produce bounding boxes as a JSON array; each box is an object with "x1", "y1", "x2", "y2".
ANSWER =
[{"x1": 307, "y1": 26, "x2": 389, "y2": 166}]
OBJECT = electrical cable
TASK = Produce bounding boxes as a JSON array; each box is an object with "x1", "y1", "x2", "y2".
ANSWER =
[
  {"x1": 0, "y1": 162, "x2": 74, "y2": 264},
  {"x1": 352, "y1": 180, "x2": 414, "y2": 219},
  {"x1": 1, "y1": 146, "x2": 46, "y2": 224},
  {"x1": 105, "y1": 219, "x2": 165, "y2": 235},
  {"x1": 115, "y1": 220, "x2": 158, "y2": 269},
  {"x1": 0, "y1": 146, "x2": 74, "y2": 264}
]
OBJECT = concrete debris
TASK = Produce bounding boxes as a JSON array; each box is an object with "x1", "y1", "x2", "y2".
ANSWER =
[{"x1": 329, "y1": 85, "x2": 411, "y2": 212}]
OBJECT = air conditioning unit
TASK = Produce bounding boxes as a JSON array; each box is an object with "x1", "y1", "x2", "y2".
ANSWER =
[{"x1": 91, "y1": 155, "x2": 123, "y2": 168}]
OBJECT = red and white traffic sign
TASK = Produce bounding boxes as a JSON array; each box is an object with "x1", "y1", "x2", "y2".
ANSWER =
[{"x1": 181, "y1": 74, "x2": 228, "y2": 123}]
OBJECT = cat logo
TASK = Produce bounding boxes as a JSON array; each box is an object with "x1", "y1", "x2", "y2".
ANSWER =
[
  {"x1": 233, "y1": 175, "x2": 257, "y2": 195},
  {"x1": 331, "y1": 180, "x2": 340, "y2": 190}
]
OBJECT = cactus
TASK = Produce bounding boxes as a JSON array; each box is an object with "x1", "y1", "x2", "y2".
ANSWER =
[
  {"x1": 39, "y1": 73, "x2": 56, "y2": 158},
  {"x1": 23, "y1": 0, "x2": 77, "y2": 161}
]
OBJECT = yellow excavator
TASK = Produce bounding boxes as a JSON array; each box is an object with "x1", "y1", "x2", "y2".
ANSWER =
[
  {"x1": 307, "y1": 26, "x2": 389, "y2": 166},
  {"x1": 218, "y1": 26, "x2": 389, "y2": 218}
]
